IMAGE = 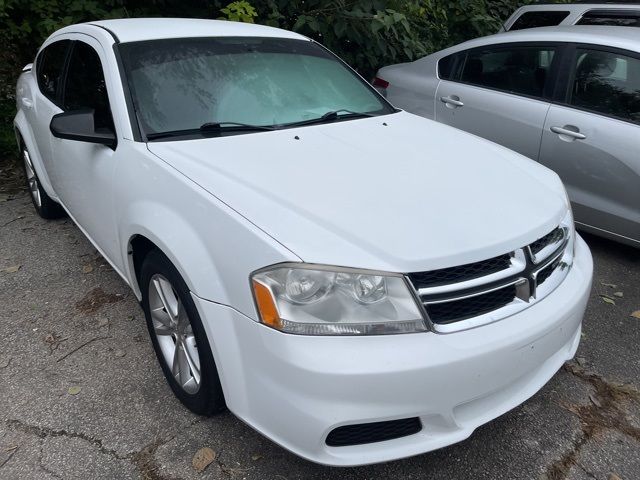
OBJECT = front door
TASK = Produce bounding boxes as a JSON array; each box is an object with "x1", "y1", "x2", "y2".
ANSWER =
[
  {"x1": 538, "y1": 46, "x2": 640, "y2": 243},
  {"x1": 51, "y1": 36, "x2": 120, "y2": 260}
]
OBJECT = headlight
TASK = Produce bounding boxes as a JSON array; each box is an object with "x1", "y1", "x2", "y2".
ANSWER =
[{"x1": 251, "y1": 264, "x2": 426, "y2": 335}]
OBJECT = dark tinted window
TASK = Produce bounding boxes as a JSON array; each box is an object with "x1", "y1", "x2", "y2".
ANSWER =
[
  {"x1": 577, "y1": 10, "x2": 640, "y2": 27},
  {"x1": 509, "y1": 11, "x2": 570, "y2": 31},
  {"x1": 460, "y1": 45, "x2": 556, "y2": 98},
  {"x1": 63, "y1": 42, "x2": 113, "y2": 130},
  {"x1": 36, "y1": 40, "x2": 70, "y2": 104},
  {"x1": 570, "y1": 48, "x2": 640, "y2": 123},
  {"x1": 438, "y1": 53, "x2": 462, "y2": 80}
]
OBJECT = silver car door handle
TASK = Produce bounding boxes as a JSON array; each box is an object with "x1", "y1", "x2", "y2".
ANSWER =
[
  {"x1": 550, "y1": 126, "x2": 586, "y2": 140},
  {"x1": 440, "y1": 96, "x2": 464, "y2": 107},
  {"x1": 21, "y1": 97, "x2": 33, "y2": 109}
]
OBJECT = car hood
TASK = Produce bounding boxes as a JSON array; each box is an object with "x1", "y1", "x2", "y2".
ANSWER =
[{"x1": 147, "y1": 111, "x2": 567, "y2": 272}]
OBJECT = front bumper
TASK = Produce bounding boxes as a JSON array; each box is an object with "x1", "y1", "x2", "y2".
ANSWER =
[{"x1": 193, "y1": 235, "x2": 593, "y2": 466}]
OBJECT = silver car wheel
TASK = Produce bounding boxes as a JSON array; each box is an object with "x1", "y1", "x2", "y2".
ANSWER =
[
  {"x1": 149, "y1": 274, "x2": 201, "y2": 394},
  {"x1": 23, "y1": 149, "x2": 41, "y2": 208}
]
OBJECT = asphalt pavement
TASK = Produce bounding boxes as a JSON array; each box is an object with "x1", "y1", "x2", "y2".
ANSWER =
[{"x1": 1, "y1": 171, "x2": 639, "y2": 480}]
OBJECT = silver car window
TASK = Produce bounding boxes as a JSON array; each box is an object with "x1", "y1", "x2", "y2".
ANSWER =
[
  {"x1": 570, "y1": 48, "x2": 640, "y2": 123},
  {"x1": 458, "y1": 45, "x2": 557, "y2": 99},
  {"x1": 509, "y1": 11, "x2": 570, "y2": 31}
]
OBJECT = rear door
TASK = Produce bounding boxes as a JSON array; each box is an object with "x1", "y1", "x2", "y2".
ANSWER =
[
  {"x1": 30, "y1": 39, "x2": 71, "y2": 188},
  {"x1": 435, "y1": 43, "x2": 561, "y2": 160},
  {"x1": 539, "y1": 45, "x2": 640, "y2": 244}
]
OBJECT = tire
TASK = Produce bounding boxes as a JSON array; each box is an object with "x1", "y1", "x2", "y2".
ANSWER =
[
  {"x1": 140, "y1": 249, "x2": 226, "y2": 415},
  {"x1": 21, "y1": 145, "x2": 65, "y2": 219}
]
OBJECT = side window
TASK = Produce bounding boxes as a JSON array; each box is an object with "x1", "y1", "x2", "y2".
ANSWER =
[
  {"x1": 36, "y1": 40, "x2": 71, "y2": 105},
  {"x1": 63, "y1": 41, "x2": 113, "y2": 130},
  {"x1": 459, "y1": 45, "x2": 556, "y2": 99},
  {"x1": 570, "y1": 48, "x2": 640, "y2": 123},
  {"x1": 509, "y1": 11, "x2": 570, "y2": 31},
  {"x1": 577, "y1": 10, "x2": 640, "y2": 27},
  {"x1": 438, "y1": 53, "x2": 463, "y2": 80}
]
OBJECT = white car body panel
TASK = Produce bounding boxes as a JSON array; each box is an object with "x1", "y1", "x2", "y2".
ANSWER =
[
  {"x1": 13, "y1": 18, "x2": 593, "y2": 466},
  {"x1": 194, "y1": 235, "x2": 592, "y2": 465},
  {"x1": 147, "y1": 112, "x2": 567, "y2": 273}
]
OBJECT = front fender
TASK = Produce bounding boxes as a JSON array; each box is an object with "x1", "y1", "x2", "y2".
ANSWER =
[
  {"x1": 121, "y1": 201, "x2": 218, "y2": 300},
  {"x1": 116, "y1": 144, "x2": 300, "y2": 318}
]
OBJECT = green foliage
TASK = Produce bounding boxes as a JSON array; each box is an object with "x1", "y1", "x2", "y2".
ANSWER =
[
  {"x1": 220, "y1": 1, "x2": 257, "y2": 23},
  {"x1": 0, "y1": 0, "x2": 530, "y2": 160},
  {"x1": 268, "y1": 1, "x2": 429, "y2": 77}
]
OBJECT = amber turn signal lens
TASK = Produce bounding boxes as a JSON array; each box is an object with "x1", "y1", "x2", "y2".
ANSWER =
[{"x1": 252, "y1": 279, "x2": 282, "y2": 329}]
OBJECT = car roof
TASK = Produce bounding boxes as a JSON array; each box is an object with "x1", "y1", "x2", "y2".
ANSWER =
[
  {"x1": 454, "y1": 25, "x2": 640, "y2": 53},
  {"x1": 84, "y1": 18, "x2": 308, "y2": 44},
  {"x1": 516, "y1": 3, "x2": 640, "y2": 11}
]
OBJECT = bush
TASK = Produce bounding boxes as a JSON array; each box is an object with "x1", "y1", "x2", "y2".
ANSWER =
[{"x1": 0, "y1": 0, "x2": 529, "y2": 160}]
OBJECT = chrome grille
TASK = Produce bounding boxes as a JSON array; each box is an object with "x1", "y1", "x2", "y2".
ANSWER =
[
  {"x1": 530, "y1": 227, "x2": 564, "y2": 256},
  {"x1": 426, "y1": 284, "x2": 517, "y2": 324},
  {"x1": 408, "y1": 226, "x2": 571, "y2": 333},
  {"x1": 409, "y1": 254, "x2": 511, "y2": 289}
]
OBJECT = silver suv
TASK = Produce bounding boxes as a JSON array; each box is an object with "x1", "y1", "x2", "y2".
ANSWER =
[{"x1": 502, "y1": 3, "x2": 640, "y2": 31}]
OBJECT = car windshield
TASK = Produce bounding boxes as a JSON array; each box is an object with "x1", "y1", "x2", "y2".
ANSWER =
[{"x1": 119, "y1": 37, "x2": 393, "y2": 139}]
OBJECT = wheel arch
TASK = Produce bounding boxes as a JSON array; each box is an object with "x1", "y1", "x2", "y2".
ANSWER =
[
  {"x1": 122, "y1": 203, "x2": 230, "y2": 306},
  {"x1": 13, "y1": 111, "x2": 59, "y2": 201}
]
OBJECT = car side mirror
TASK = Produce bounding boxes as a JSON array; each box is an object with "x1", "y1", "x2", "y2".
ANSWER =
[{"x1": 50, "y1": 109, "x2": 116, "y2": 148}]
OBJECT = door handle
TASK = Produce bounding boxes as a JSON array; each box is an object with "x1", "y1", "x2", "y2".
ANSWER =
[
  {"x1": 440, "y1": 96, "x2": 464, "y2": 107},
  {"x1": 21, "y1": 97, "x2": 33, "y2": 109},
  {"x1": 550, "y1": 125, "x2": 586, "y2": 140}
]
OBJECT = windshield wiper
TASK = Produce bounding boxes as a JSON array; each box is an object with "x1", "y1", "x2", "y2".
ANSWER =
[
  {"x1": 199, "y1": 122, "x2": 275, "y2": 132},
  {"x1": 146, "y1": 122, "x2": 274, "y2": 141},
  {"x1": 279, "y1": 109, "x2": 376, "y2": 128}
]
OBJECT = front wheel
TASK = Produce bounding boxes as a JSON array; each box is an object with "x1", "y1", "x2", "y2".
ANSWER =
[
  {"x1": 140, "y1": 249, "x2": 226, "y2": 415},
  {"x1": 21, "y1": 146, "x2": 65, "y2": 219}
]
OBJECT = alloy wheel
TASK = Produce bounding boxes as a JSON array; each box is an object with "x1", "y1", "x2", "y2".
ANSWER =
[
  {"x1": 148, "y1": 274, "x2": 201, "y2": 394},
  {"x1": 23, "y1": 149, "x2": 41, "y2": 208}
]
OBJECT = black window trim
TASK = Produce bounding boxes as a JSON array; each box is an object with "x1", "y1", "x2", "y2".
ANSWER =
[
  {"x1": 35, "y1": 39, "x2": 72, "y2": 108},
  {"x1": 59, "y1": 38, "x2": 119, "y2": 149},
  {"x1": 439, "y1": 41, "x2": 567, "y2": 104},
  {"x1": 88, "y1": 23, "x2": 143, "y2": 142},
  {"x1": 555, "y1": 42, "x2": 640, "y2": 126}
]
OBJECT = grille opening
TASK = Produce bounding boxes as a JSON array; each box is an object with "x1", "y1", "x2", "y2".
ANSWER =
[
  {"x1": 536, "y1": 256, "x2": 562, "y2": 286},
  {"x1": 408, "y1": 254, "x2": 511, "y2": 289},
  {"x1": 530, "y1": 227, "x2": 564, "y2": 256},
  {"x1": 326, "y1": 417, "x2": 422, "y2": 447},
  {"x1": 426, "y1": 284, "x2": 517, "y2": 324}
]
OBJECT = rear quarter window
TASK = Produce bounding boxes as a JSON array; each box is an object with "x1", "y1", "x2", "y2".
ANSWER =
[
  {"x1": 438, "y1": 53, "x2": 464, "y2": 80},
  {"x1": 509, "y1": 11, "x2": 570, "y2": 31}
]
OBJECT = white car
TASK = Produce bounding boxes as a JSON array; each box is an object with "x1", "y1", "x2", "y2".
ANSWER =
[{"x1": 14, "y1": 18, "x2": 593, "y2": 466}]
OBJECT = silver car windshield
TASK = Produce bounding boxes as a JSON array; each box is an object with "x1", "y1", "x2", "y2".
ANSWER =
[{"x1": 119, "y1": 37, "x2": 393, "y2": 138}]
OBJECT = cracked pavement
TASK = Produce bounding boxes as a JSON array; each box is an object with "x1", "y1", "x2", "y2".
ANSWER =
[{"x1": 1, "y1": 180, "x2": 639, "y2": 479}]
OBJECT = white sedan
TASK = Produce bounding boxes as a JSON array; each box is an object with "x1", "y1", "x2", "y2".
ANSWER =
[{"x1": 14, "y1": 18, "x2": 593, "y2": 466}]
